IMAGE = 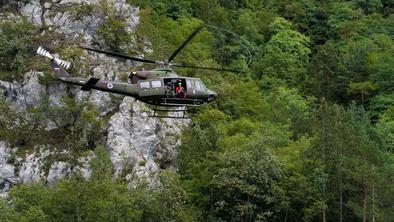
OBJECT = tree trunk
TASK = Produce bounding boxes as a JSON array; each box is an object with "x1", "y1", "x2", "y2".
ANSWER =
[
  {"x1": 338, "y1": 114, "x2": 343, "y2": 222},
  {"x1": 372, "y1": 166, "x2": 376, "y2": 222},
  {"x1": 321, "y1": 100, "x2": 327, "y2": 222},
  {"x1": 339, "y1": 155, "x2": 343, "y2": 222},
  {"x1": 76, "y1": 176, "x2": 81, "y2": 222},
  {"x1": 284, "y1": 207, "x2": 288, "y2": 222},
  {"x1": 363, "y1": 191, "x2": 368, "y2": 222},
  {"x1": 372, "y1": 183, "x2": 375, "y2": 222},
  {"x1": 324, "y1": 70, "x2": 331, "y2": 97}
]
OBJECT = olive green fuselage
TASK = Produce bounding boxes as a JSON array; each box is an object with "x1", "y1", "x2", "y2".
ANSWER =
[{"x1": 61, "y1": 76, "x2": 217, "y2": 107}]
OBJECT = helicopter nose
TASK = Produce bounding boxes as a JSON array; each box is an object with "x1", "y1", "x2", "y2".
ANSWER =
[{"x1": 208, "y1": 91, "x2": 218, "y2": 102}]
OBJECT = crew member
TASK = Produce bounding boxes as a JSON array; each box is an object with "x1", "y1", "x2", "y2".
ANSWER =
[
  {"x1": 165, "y1": 82, "x2": 172, "y2": 97},
  {"x1": 175, "y1": 82, "x2": 186, "y2": 98}
]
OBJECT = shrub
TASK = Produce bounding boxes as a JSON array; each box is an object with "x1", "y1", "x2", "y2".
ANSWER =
[
  {"x1": 0, "y1": 16, "x2": 38, "y2": 81},
  {"x1": 95, "y1": 0, "x2": 134, "y2": 51}
]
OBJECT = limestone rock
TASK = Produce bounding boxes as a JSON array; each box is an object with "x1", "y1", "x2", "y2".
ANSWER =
[
  {"x1": 88, "y1": 90, "x2": 113, "y2": 115},
  {"x1": 21, "y1": 0, "x2": 139, "y2": 44},
  {"x1": 47, "y1": 161, "x2": 71, "y2": 184},
  {"x1": 106, "y1": 97, "x2": 189, "y2": 184},
  {"x1": 47, "y1": 83, "x2": 69, "y2": 107},
  {"x1": 0, "y1": 142, "x2": 19, "y2": 196},
  {"x1": 0, "y1": 71, "x2": 45, "y2": 110},
  {"x1": 18, "y1": 147, "x2": 50, "y2": 183}
]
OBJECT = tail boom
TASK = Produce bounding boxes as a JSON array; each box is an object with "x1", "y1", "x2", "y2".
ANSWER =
[{"x1": 62, "y1": 77, "x2": 139, "y2": 97}]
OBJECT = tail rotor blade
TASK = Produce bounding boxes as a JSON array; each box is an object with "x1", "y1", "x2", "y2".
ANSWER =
[
  {"x1": 37, "y1": 46, "x2": 54, "y2": 60},
  {"x1": 54, "y1": 58, "x2": 71, "y2": 70}
]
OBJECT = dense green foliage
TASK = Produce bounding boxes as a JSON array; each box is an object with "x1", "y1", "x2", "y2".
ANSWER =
[
  {"x1": 134, "y1": 0, "x2": 394, "y2": 221},
  {"x1": 0, "y1": 16, "x2": 38, "y2": 80},
  {"x1": 1, "y1": 0, "x2": 394, "y2": 221}
]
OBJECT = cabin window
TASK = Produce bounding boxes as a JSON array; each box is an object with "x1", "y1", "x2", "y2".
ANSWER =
[
  {"x1": 151, "y1": 80, "x2": 162, "y2": 88},
  {"x1": 139, "y1": 81, "x2": 150, "y2": 89}
]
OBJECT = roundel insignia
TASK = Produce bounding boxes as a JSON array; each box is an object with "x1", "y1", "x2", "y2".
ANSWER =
[{"x1": 107, "y1": 83, "x2": 113, "y2": 89}]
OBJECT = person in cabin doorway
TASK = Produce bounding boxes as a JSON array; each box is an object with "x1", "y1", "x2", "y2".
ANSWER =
[{"x1": 175, "y1": 80, "x2": 186, "y2": 98}]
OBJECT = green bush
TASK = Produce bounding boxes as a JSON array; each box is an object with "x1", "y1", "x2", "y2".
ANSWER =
[
  {"x1": 95, "y1": 0, "x2": 134, "y2": 51},
  {"x1": 0, "y1": 16, "x2": 38, "y2": 81},
  {"x1": 96, "y1": 17, "x2": 133, "y2": 50}
]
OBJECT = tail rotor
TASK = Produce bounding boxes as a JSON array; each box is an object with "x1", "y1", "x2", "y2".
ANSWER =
[{"x1": 37, "y1": 46, "x2": 72, "y2": 70}]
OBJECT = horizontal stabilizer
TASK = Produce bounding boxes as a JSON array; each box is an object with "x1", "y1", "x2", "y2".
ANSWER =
[{"x1": 81, "y1": 77, "x2": 100, "y2": 91}]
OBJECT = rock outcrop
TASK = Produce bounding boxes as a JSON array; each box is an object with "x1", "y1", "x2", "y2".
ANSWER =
[
  {"x1": 0, "y1": 142, "x2": 18, "y2": 197},
  {"x1": 21, "y1": 0, "x2": 139, "y2": 47},
  {"x1": 0, "y1": 0, "x2": 189, "y2": 196},
  {"x1": 0, "y1": 71, "x2": 46, "y2": 110},
  {"x1": 106, "y1": 97, "x2": 188, "y2": 184}
]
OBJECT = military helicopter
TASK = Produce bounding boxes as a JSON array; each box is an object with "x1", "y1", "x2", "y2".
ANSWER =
[{"x1": 37, "y1": 26, "x2": 240, "y2": 118}]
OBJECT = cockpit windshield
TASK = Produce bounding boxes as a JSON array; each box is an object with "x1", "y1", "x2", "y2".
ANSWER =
[{"x1": 195, "y1": 80, "x2": 206, "y2": 91}]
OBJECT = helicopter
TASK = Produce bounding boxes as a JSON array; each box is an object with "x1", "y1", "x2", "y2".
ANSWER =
[{"x1": 37, "y1": 26, "x2": 240, "y2": 118}]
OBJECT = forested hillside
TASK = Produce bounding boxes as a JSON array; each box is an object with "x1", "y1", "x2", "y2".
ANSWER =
[{"x1": 1, "y1": 0, "x2": 393, "y2": 221}]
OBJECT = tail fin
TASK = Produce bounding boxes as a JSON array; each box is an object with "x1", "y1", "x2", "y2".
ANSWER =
[
  {"x1": 50, "y1": 62, "x2": 71, "y2": 78},
  {"x1": 37, "y1": 46, "x2": 72, "y2": 78}
]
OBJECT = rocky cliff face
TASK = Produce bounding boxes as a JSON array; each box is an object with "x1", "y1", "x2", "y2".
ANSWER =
[
  {"x1": 106, "y1": 97, "x2": 188, "y2": 185},
  {"x1": 0, "y1": 0, "x2": 189, "y2": 195},
  {"x1": 21, "y1": 0, "x2": 139, "y2": 44}
]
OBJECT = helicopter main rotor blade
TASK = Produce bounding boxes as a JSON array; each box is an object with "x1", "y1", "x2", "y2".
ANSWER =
[
  {"x1": 81, "y1": 47, "x2": 158, "y2": 64},
  {"x1": 167, "y1": 26, "x2": 204, "y2": 63},
  {"x1": 171, "y1": 64, "x2": 241, "y2": 73}
]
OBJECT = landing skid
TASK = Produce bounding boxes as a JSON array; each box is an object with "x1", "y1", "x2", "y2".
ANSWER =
[
  {"x1": 149, "y1": 107, "x2": 190, "y2": 119},
  {"x1": 161, "y1": 98, "x2": 205, "y2": 106}
]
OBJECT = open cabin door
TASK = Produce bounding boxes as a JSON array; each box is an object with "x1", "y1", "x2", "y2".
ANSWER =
[{"x1": 163, "y1": 78, "x2": 187, "y2": 98}]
